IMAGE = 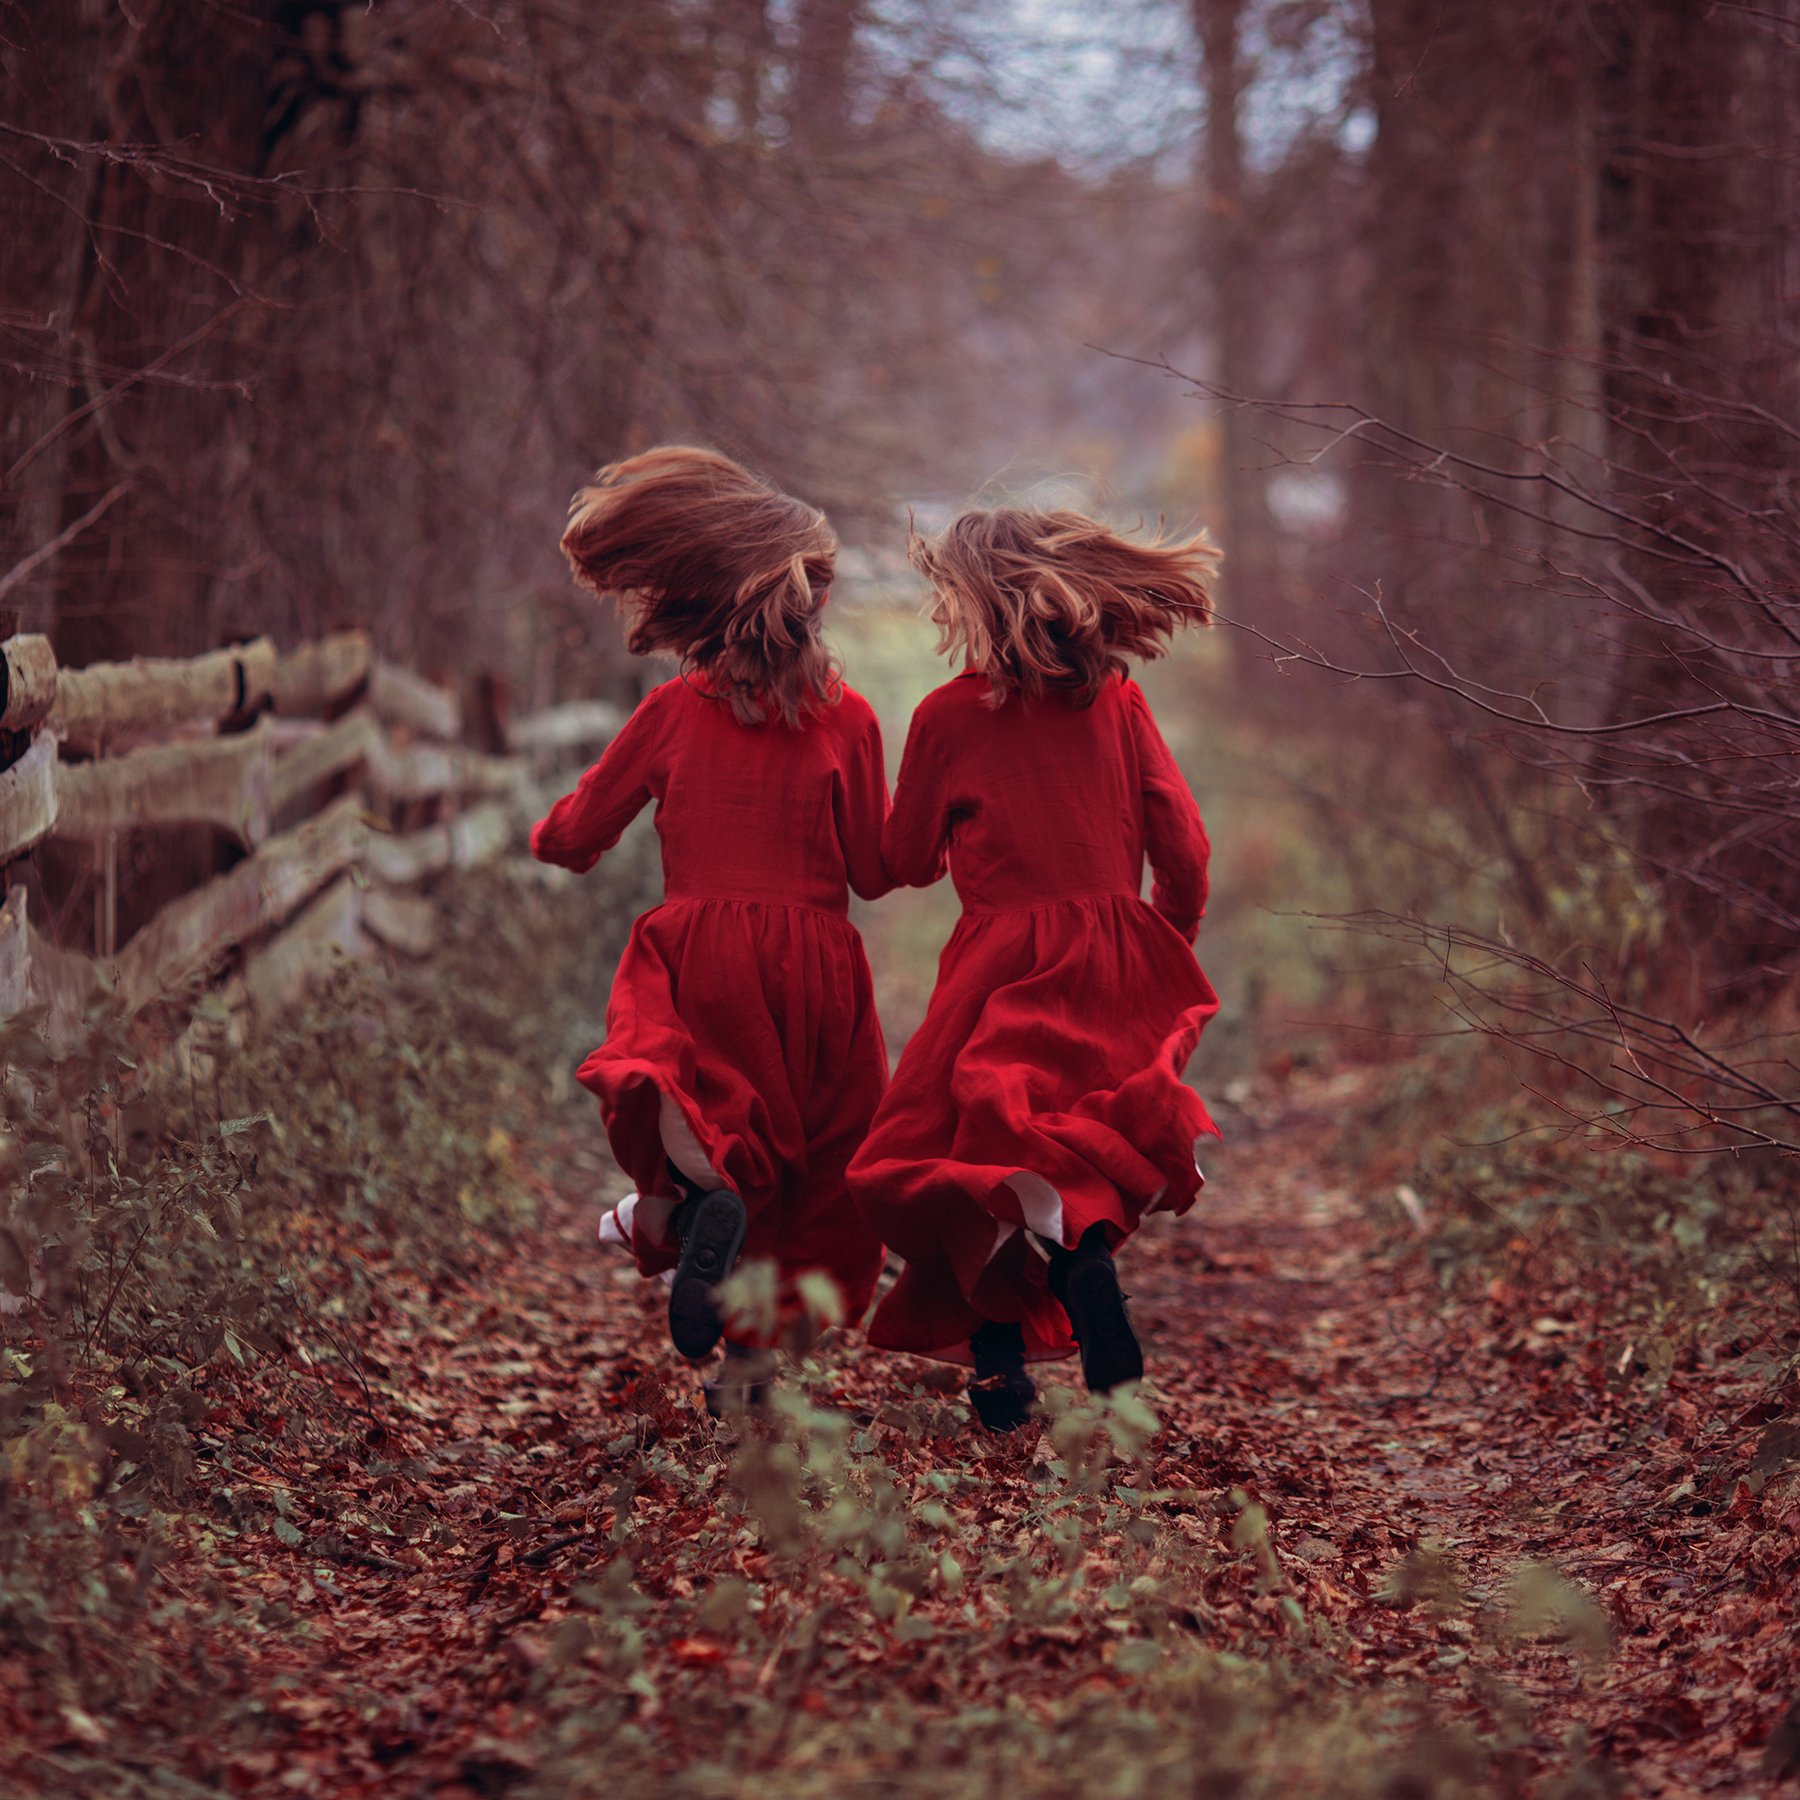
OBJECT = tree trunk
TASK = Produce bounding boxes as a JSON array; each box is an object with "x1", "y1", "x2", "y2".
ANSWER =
[
  {"x1": 793, "y1": 0, "x2": 856, "y2": 152},
  {"x1": 48, "y1": 2, "x2": 284, "y2": 668},
  {"x1": 0, "y1": 4, "x2": 107, "y2": 637},
  {"x1": 1194, "y1": 0, "x2": 1272, "y2": 611}
]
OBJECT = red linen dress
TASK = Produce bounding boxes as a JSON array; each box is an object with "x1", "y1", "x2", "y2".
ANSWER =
[
  {"x1": 531, "y1": 677, "x2": 891, "y2": 1325},
  {"x1": 848, "y1": 671, "x2": 1220, "y2": 1364}
]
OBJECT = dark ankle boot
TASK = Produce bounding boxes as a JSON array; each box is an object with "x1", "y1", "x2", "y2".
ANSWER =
[
  {"x1": 968, "y1": 1320, "x2": 1037, "y2": 1432},
  {"x1": 1048, "y1": 1226, "x2": 1144, "y2": 1393},
  {"x1": 668, "y1": 1187, "x2": 748, "y2": 1360}
]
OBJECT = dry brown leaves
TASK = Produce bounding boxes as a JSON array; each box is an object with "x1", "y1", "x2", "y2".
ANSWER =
[{"x1": 4, "y1": 1062, "x2": 1797, "y2": 1797}]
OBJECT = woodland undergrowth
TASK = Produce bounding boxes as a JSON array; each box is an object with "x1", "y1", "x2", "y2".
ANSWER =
[
  {"x1": 2, "y1": 852, "x2": 1797, "y2": 1796},
  {"x1": 504, "y1": 1363, "x2": 1630, "y2": 1800},
  {"x1": 1344, "y1": 1041, "x2": 1800, "y2": 1398},
  {"x1": 0, "y1": 857, "x2": 629, "y2": 1762}
]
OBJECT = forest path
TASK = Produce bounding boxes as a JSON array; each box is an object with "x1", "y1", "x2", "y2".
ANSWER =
[
  {"x1": 1143, "y1": 1071, "x2": 1787, "y2": 1798},
  {"x1": 121, "y1": 1067, "x2": 1787, "y2": 1798}
]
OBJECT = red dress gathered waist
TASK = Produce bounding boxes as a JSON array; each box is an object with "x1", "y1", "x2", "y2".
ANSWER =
[
  {"x1": 531, "y1": 677, "x2": 892, "y2": 1325},
  {"x1": 847, "y1": 671, "x2": 1220, "y2": 1365}
]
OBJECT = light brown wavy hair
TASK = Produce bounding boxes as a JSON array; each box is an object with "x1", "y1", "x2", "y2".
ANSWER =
[
  {"x1": 560, "y1": 446, "x2": 840, "y2": 726},
  {"x1": 910, "y1": 506, "x2": 1219, "y2": 707}
]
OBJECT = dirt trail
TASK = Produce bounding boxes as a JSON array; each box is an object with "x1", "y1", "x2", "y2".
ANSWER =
[
  {"x1": 67, "y1": 1068, "x2": 1791, "y2": 1797},
  {"x1": 1140, "y1": 1070, "x2": 1792, "y2": 1796}
]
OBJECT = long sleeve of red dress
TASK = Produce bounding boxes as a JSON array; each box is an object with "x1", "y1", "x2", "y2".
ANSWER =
[
  {"x1": 881, "y1": 714, "x2": 952, "y2": 890},
  {"x1": 835, "y1": 698, "x2": 897, "y2": 901},
  {"x1": 530, "y1": 689, "x2": 665, "y2": 874},
  {"x1": 1128, "y1": 681, "x2": 1210, "y2": 943}
]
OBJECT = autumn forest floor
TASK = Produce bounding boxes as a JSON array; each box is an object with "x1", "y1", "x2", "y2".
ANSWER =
[{"x1": 3, "y1": 867, "x2": 1798, "y2": 1799}]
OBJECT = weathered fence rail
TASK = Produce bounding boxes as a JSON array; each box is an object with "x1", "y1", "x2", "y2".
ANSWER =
[{"x1": 0, "y1": 629, "x2": 621, "y2": 1052}]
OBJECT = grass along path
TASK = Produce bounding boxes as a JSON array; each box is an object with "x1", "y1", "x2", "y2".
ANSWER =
[{"x1": 12, "y1": 1025, "x2": 1794, "y2": 1798}]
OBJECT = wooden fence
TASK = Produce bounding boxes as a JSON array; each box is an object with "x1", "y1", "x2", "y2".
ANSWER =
[{"x1": 0, "y1": 630, "x2": 619, "y2": 1055}]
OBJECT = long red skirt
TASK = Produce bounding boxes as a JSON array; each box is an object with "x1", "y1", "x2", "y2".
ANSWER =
[
  {"x1": 849, "y1": 894, "x2": 1219, "y2": 1363},
  {"x1": 581, "y1": 897, "x2": 888, "y2": 1329}
]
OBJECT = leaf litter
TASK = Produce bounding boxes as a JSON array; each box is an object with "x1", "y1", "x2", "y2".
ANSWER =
[{"x1": 1, "y1": 866, "x2": 1796, "y2": 1796}]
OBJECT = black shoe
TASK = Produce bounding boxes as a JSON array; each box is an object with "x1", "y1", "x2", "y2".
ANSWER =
[
  {"x1": 968, "y1": 1320, "x2": 1037, "y2": 1433},
  {"x1": 668, "y1": 1188, "x2": 748, "y2": 1361},
  {"x1": 703, "y1": 1341, "x2": 772, "y2": 1419},
  {"x1": 1049, "y1": 1226, "x2": 1143, "y2": 1393}
]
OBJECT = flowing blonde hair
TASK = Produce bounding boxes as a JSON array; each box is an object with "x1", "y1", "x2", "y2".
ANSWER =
[
  {"x1": 909, "y1": 506, "x2": 1219, "y2": 706},
  {"x1": 560, "y1": 446, "x2": 840, "y2": 726}
]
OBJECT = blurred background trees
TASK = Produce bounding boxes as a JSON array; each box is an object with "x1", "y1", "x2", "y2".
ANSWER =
[
  {"x1": 2, "y1": 0, "x2": 1170, "y2": 693},
  {"x1": 3, "y1": 0, "x2": 1796, "y2": 1147}
]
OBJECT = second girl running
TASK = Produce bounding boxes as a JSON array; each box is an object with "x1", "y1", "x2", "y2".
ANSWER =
[{"x1": 848, "y1": 505, "x2": 1221, "y2": 1430}]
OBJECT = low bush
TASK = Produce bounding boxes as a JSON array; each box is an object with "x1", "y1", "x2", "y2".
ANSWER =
[{"x1": 0, "y1": 857, "x2": 628, "y2": 1748}]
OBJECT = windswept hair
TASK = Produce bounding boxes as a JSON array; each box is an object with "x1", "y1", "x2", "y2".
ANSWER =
[
  {"x1": 560, "y1": 445, "x2": 840, "y2": 726},
  {"x1": 909, "y1": 506, "x2": 1219, "y2": 707}
]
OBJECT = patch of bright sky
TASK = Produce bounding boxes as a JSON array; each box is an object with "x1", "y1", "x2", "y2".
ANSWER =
[{"x1": 910, "y1": 0, "x2": 1369, "y2": 174}]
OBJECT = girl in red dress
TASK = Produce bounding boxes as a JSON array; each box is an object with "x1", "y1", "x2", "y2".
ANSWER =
[
  {"x1": 848, "y1": 506, "x2": 1221, "y2": 1430},
  {"x1": 531, "y1": 448, "x2": 891, "y2": 1392}
]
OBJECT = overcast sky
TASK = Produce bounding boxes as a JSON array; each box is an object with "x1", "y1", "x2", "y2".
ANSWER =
[{"x1": 925, "y1": 0, "x2": 1365, "y2": 173}]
